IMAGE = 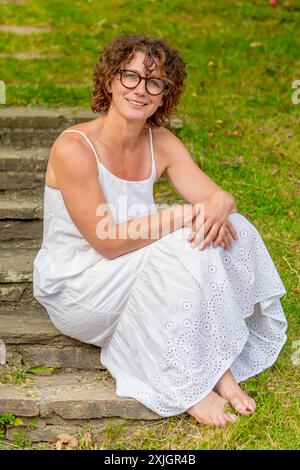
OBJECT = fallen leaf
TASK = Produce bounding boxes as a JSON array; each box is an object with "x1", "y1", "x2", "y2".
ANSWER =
[
  {"x1": 271, "y1": 167, "x2": 279, "y2": 175},
  {"x1": 56, "y1": 441, "x2": 62, "y2": 450},
  {"x1": 208, "y1": 60, "x2": 217, "y2": 68},
  {"x1": 236, "y1": 155, "x2": 244, "y2": 164},
  {"x1": 26, "y1": 365, "x2": 61, "y2": 376},
  {"x1": 250, "y1": 42, "x2": 264, "y2": 48},
  {"x1": 56, "y1": 433, "x2": 78, "y2": 450},
  {"x1": 243, "y1": 212, "x2": 255, "y2": 220},
  {"x1": 14, "y1": 418, "x2": 23, "y2": 426},
  {"x1": 25, "y1": 391, "x2": 39, "y2": 398},
  {"x1": 218, "y1": 161, "x2": 232, "y2": 167}
]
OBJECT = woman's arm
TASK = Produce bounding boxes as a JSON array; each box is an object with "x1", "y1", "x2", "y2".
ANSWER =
[
  {"x1": 155, "y1": 128, "x2": 238, "y2": 250},
  {"x1": 157, "y1": 127, "x2": 236, "y2": 207},
  {"x1": 51, "y1": 134, "x2": 195, "y2": 260},
  {"x1": 102, "y1": 204, "x2": 193, "y2": 259}
]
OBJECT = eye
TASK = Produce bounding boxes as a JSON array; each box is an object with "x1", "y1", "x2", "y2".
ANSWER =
[
  {"x1": 148, "y1": 79, "x2": 161, "y2": 88},
  {"x1": 123, "y1": 71, "x2": 138, "y2": 79}
]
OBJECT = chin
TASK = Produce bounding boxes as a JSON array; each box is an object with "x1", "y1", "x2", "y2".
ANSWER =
[{"x1": 121, "y1": 108, "x2": 149, "y2": 122}]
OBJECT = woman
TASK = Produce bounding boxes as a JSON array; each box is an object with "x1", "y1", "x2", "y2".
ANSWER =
[{"x1": 33, "y1": 33, "x2": 287, "y2": 427}]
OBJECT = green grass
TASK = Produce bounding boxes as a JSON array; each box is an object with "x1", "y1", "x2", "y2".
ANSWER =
[
  {"x1": 0, "y1": 0, "x2": 299, "y2": 450},
  {"x1": 0, "y1": 365, "x2": 32, "y2": 385}
]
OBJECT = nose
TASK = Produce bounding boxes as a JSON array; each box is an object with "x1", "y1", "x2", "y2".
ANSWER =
[{"x1": 133, "y1": 78, "x2": 147, "y2": 95}]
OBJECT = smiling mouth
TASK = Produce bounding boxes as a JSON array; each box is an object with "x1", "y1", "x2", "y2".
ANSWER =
[{"x1": 126, "y1": 98, "x2": 147, "y2": 107}]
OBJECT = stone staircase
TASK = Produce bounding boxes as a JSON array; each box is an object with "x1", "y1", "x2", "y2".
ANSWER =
[{"x1": 0, "y1": 108, "x2": 177, "y2": 444}]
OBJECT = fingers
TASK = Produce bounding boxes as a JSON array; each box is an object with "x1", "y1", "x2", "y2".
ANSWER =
[
  {"x1": 227, "y1": 221, "x2": 238, "y2": 241},
  {"x1": 195, "y1": 222, "x2": 219, "y2": 250},
  {"x1": 187, "y1": 204, "x2": 204, "y2": 242},
  {"x1": 188, "y1": 221, "x2": 204, "y2": 242},
  {"x1": 212, "y1": 223, "x2": 227, "y2": 248},
  {"x1": 187, "y1": 231, "x2": 195, "y2": 242},
  {"x1": 211, "y1": 223, "x2": 231, "y2": 250},
  {"x1": 223, "y1": 231, "x2": 232, "y2": 250},
  {"x1": 187, "y1": 219, "x2": 238, "y2": 252},
  {"x1": 213, "y1": 222, "x2": 237, "y2": 250},
  {"x1": 192, "y1": 204, "x2": 204, "y2": 234},
  {"x1": 189, "y1": 226, "x2": 235, "y2": 251}
]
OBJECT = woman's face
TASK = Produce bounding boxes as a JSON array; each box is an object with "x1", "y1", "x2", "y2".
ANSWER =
[{"x1": 107, "y1": 51, "x2": 165, "y2": 123}]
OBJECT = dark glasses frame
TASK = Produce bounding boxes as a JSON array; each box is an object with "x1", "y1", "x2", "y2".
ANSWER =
[{"x1": 119, "y1": 68, "x2": 166, "y2": 96}]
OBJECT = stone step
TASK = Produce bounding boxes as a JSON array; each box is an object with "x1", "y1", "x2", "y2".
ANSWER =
[
  {"x1": 0, "y1": 107, "x2": 182, "y2": 147},
  {"x1": 0, "y1": 191, "x2": 43, "y2": 220},
  {"x1": 0, "y1": 248, "x2": 39, "y2": 306},
  {"x1": 0, "y1": 281, "x2": 39, "y2": 304},
  {"x1": 0, "y1": 369, "x2": 159, "y2": 443},
  {"x1": 0, "y1": 248, "x2": 36, "y2": 283},
  {"x1": 0, "y1": 192, "x2": 43, "y2": 242},
  {"x1": 0, "y1": 307, "x2": 103, "y2": 370},
  {"x1": 0, "y1": 232, "x2": 42, "y2": 248},
  {"x1": 0, "y1": 147, "x2": 49, "y2": 172},
  {"x1": 0, "y1": 147, "x2": 49, "y2": 190},
  {"x1": 0, "y1": 107, "x2": 98, "y2": 147}
]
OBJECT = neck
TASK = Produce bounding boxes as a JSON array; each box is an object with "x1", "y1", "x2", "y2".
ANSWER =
[{"x1": 96, "y1": 106, "x2": 147, "y2": 154}]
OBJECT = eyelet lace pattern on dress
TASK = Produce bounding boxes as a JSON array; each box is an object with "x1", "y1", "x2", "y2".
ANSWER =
[{"x1": 100, "y1": 213, "x2": 287, "y2": 417}]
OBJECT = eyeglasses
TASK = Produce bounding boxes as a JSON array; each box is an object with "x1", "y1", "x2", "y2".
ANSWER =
[{"x1": 119, "y1": 69, "x2": 166, "y2": 96}]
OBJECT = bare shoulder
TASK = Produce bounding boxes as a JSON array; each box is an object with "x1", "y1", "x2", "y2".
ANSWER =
[
  {"x1": 52, "y1": 119, "x2": 95, "y2": 154},
  {"x1": 53, "y1": 128, "x2": 86, "y2": 152},
  {"x1": 152, "y1": 126, "x2": 189, "y2": 177},
  {"x1": 153, "y1": 126, "x2": 186, "y2": 156},
  {"x1": 50, "y1": 128, "x2": 99, "y2": 186},
  {"x1": 153, "y1": 125, "x2": 179, "y2": 145}
]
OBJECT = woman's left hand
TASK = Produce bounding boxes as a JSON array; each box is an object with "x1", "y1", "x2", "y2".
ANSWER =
[{"x1": 187, "y1": 190, "x2": 238, "y2": 250}]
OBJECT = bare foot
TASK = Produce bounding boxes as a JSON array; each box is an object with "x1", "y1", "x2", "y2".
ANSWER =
[
  {"x1": 214, "y1": 369, "x2": 256, "y2": 416},
  {"x1": 186, "y1": 390, "x2": 238, "y2": 427}
]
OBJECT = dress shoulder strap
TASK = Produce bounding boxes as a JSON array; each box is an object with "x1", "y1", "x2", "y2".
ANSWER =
[
  {"x1": 148, "y1": 127, "x2": 156, "y2": 182},
  {"x1": 148, "y1": 128, "x2": 155, "y2": 167},
  {"x1": 60, "y1": 129, "x2": 100, "y2": 166}
]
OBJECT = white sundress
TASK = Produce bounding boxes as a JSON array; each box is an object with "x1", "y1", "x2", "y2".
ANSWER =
[{"x1": 33, "y1": 127, "x2": 288, "y2": 417}]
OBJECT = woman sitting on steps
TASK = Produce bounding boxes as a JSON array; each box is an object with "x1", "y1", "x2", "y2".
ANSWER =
[{"x1": 33, "y1": 32, "x2": 287, "y2": 428}]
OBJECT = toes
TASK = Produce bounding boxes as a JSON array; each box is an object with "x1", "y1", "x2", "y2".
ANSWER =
[
  {"x1": 219, "y1": 416, "x2": 228, "y2": 428},
  {"x1": 231, "y1": 399, "x2": 251, "y2": 415},
  {"x1": 237, "y1": 404, "x2": 252, "y2": 415},
  {"x1": 226, "y1": 412, "x2": 238, "y2": 423},
  {"x1": 214, "y1": 416, "x2": 227, "y2": 428},
  {"x1": 248, "y1": 398, "x2": 257, "y2": 412},
  {"x1": 243, "y1": 397, "x2": 256, "y2": 413}
]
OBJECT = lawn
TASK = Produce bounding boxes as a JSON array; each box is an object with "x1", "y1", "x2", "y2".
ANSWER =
[{"x1": 0, "y1": 0, "x2": 299, "y2": 450}]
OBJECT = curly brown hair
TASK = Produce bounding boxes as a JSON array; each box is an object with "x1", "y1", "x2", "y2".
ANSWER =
[{"x1": 91, "y1": 33, "x2": 187, "y2": 128}]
